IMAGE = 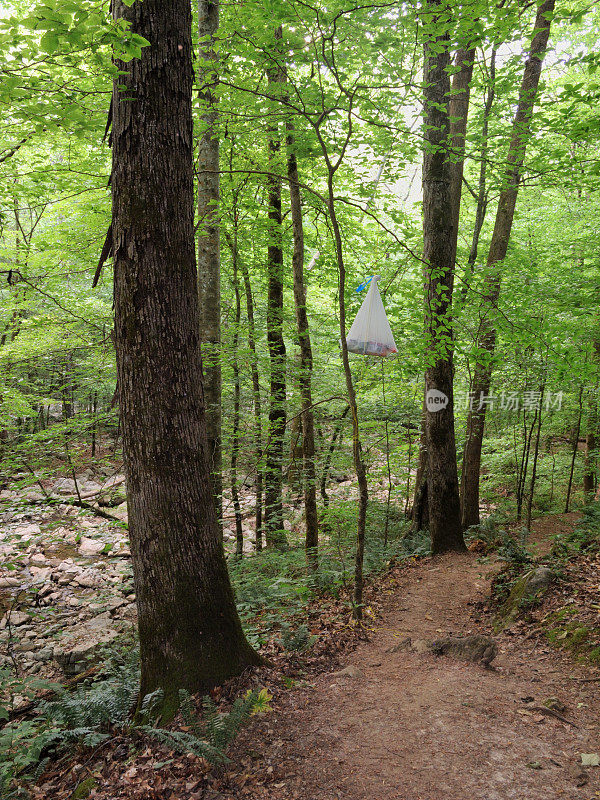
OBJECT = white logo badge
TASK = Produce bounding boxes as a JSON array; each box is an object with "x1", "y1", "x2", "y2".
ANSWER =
[{"x1": 426, "y1": 389, "x2": 449, "y2": 413}]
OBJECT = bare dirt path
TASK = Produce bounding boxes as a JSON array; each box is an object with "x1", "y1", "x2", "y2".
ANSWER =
[{"x1": 241, "y1": 521, "x2": 600, "y2": 800}]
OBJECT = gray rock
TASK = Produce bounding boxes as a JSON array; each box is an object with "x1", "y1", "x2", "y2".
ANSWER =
[
  {"x1": 51, "y1": 478, "x2": 78, "y2": 496},
  {"x1": 15, "y1": 523, "x2": 42, "y2": 537},
  {"x1": 526, "y1": 566, "x2": 553, "y2": 593},
  {"x1": 78, "y1": 537, "x2": 105, "y2": 557},
  {"x1": 32, "y1": 647, "x2": 54, "y2": 662},
  {"x1": 494, "y1": 566, "x2": 554, "y2": 631},
  {"x1": 427, "y1": 634, "x2": 497, "y2": 665},
  {"x1": 54, "y1": 613, "x2": 122, "y2": 675},
  {"x1": 73, "y1": 571, "x2": 104, "y2": 589},
  {"x1": 412, "y1": 638, "x2": 431, "y2": 654},
  {"x1": 30, "y1": 567, "x2": 52, "y2": 583},
  {"x1": 0, "y1": 576, "x2": 21, "y2": 588},
  {"x1": 332, "y1": 664, "x2": 363, "y2": 679},
  {"x1": 112, "y1": 502, "x2": 128, "y2": 523},
  {"x1": 0, "y1": 611, "x2": 29, "y2": 628}
]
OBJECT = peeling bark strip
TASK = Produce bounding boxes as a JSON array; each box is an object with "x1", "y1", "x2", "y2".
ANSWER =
[
  {"x1": 197, "y1": 0, "x2": 222, "y2": 514},
  {"x1": 421, "y1": 0, "x2": 465, "y2": 554},
  {"x1": 111, "y1": 0, "x2": 259, "y2": 712},
  {"x1": 460, "y1": 0, "x2": 556, "y2": 530}
]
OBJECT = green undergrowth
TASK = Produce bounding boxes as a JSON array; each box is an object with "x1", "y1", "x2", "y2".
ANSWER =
[
  {"x1": 544, "y1": 607, "x2": 600, "y2": 665},
  {"x1": 543, "y1": 505, "x2": 600, "y2": 663},
  {"x1": 0, "y1": 498, "x2": 427, "y2": 797},
  {"x1": 229, "y1": 498, "x2": 429, "y2": 647},
  {"x1": 487, "y1": 504, "x2": 600, "y2": 651},
  {"x1": 0, "y1": 639, "x2": 270, "y2": 798},
  {"x1": 550, "y1": 503, "x2": 600, "y2": 561}
]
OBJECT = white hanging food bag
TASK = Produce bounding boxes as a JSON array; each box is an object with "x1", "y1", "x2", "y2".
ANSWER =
[{"x1": 346, "y1": 276, "x2": 397, "y2": 357}]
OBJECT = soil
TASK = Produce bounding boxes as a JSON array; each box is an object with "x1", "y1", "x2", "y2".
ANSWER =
[{"x1": 235, "y1": 519, "x2": 600, "y2": 800}]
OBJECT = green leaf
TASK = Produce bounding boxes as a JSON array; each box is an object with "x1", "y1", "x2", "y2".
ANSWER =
[{"x1": 40, "y1": 30, "x2": 59, "y2": 54}]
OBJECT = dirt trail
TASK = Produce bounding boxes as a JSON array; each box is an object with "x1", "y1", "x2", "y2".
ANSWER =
[{"x1": 242, "y1": 521, "x2": 600, "y2": 800}]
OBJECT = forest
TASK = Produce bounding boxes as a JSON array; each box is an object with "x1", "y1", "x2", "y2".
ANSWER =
[{"x1": 1, "y1": 0, "x2": 600, "y2": 797}]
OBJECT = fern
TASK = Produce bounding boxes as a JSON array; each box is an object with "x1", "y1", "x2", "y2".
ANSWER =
[
  {"x1": 140, "y1": 727, "x2": 229, "y2": 765},
  {"x1": 39, "y1": 664, "x2": 138, "y2": 731},
  {"x1": 140, "y1": 688, "x2": 265, "y2": 766},
  {"x1": 278, "y1": 622, "x2": 317, "y2": 652}
]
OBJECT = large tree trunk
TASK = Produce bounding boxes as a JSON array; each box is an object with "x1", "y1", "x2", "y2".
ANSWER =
[
  {"x1": 287, "y1": 122, "x2": 318, "y2": 568},
  {"x1": 410, "y1": 40, "x2": 473, "y2": 539},
  {"x1": 197, "y1": 0, "x2": 222, "y2": 514},
  {"x1": 460, "y1": 0, "x2": 555, "y2": 530},
  {"x1": 421, "y1": 0, "x2": 465, "y2": 554},
  {"x1": 111, "y1": 0, "x2": 260, "y2": 715},
  {"x1": 264, "y1": 27, "x2": 288, "y2": 548}
]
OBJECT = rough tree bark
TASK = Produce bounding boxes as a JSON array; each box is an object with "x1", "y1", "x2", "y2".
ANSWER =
[
  {"x1": 460, "y1": 0, "x2": 555, "y2": 530},
  {"x1": 197, "y1": 0, "x2": 222, "y2": 514},
  {"x1": 263, "y1": 27, "x2": 288, "y2": 549},
  {"x1": 421, "y1": 0, "x2": 466, "y2": 553},
  {"x1": 287, "y1": 121, "x2": 318, "y2": 568},
  {"x1": 410, "y1": 41, "x2": 473, "y2": 539},
  {"x1": 111, "y1": 0, "x2": 260, "y2": 715}
]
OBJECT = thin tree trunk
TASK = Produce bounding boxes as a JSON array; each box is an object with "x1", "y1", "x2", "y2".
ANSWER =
[
  {"x1": 320, "y1": 405, "x2": 350, "y2": 507},
  {"x1": 565, "y1": 386, "x2": 584, "y2": 513},
  {"x1": 310, "y1": 80, "x2": 368, "y2": 612},
  {"x1": 459, "y1": 48, "x2": 496, "y2": 303},
  {"x1": 382, "y1": 362, "x2": 392, "y2": 548},
  {"x1": 421, "y1": 0, "x2": 465, "y2": 553},
  {"x1": 91, "y1": 391, "x2": 98, "y2": 458},
  {"x1": 461, "y1": 0, "x2": 555, "y2": 530},
  {"x1": 230, "y1": 220, "x2": 244, "y2": 559},
  {"x1": 526, "y1": 384, "x2": 545, "y2": 528},
  {"x1": 197, "y1": 0, "x2": 222, "y2": 515},
  {"x1": 111, "y1": 0, "x2": 260, "y2": 716},
  {"x1": 448, "y1": 46, "x2": 476, "y2": 264},
  {"x1": 264, "y1": 27, "x2": 287, "y2": 549},
  {"x1": 329, "y1": 185, "x2": 369, "y2": 618},
  {"x1": 584, "y1": 342, "x2": 599, "y2": 500},
  {"x1": 404, "y1": 425, "x2": 414, "y2": 517},
  {"x1": 287, "y1": 120, "x2": 318, "y2": 569},
  {"x1": 410, "y1": 402, "x2": 429, "y2": 531},
  {"x1": 583, "y1": 422, "x2": 597, "y2": 501},
  {"x1": 239, "y1": 254, "x2": 264, "y2": 550},
  {"x1": 516, "y1": 403, "x2": 538, "y2": 522}
]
